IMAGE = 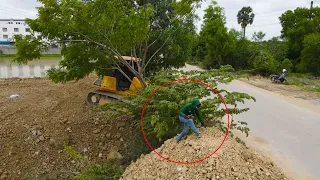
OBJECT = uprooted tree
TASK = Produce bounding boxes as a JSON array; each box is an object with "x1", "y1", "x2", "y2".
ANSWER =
[
  {"x1": 13, "y1": 0, "x2": 202, "y2": 87},
  {"x1": 101, "y1": 66, "x2": 256, "y2": 144}
]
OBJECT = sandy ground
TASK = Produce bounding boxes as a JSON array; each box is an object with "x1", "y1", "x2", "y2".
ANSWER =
[{"x1": 0, "y1": 75, "x2": 136, "y2": 179}]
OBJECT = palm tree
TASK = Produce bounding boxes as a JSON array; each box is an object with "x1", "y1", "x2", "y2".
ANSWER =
[{"x1": 237, "y1": 6, "x2": 255, "y2": 38}]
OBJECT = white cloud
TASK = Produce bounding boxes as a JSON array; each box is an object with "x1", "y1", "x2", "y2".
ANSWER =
[
  {"x1": 0, "y1": 0, "x2": 318, "y2": 40},
  {"x1": 0, "y1": 0, "x2": 39, "y2": 19}
]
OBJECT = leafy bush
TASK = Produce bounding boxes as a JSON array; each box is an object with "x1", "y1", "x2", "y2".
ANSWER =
[
  {"x1": 100, "y1": 65, "x2": 256, "y2": 144},
  {"x1": 253, "y1": 51, "x2": 279, "y2": 75},
  {"x1": 280, "y1": 58, "x2": 293, "y2": 72},
  {"x1": 224, "y1": 38, "x2": 255, "y2": 70},
  {"x1": 266, "y1": 37, "x2": 289, "y2": 62}
]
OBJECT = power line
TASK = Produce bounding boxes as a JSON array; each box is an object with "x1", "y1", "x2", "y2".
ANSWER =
[
  {"x1": 0, "y1": 5, "x2": 37, "y2": 16},
  {"x1": 0, "y1": 11, "x2": 28, "y2": 18},
  {"x1": 248, "y1": 22, "x2": 281, "y2": 27},
  {"x1": 0, "y1": 10, "x2": 36, "y2": 19},
  {"x1": 0, "y1": 8, "x2": 37, "y2": 17},
  {"x1": 254, "y1": 4, "x2": 309, "y2": 15},
  {"x1": 226, "y1": 22, "x2": 281, "y2": 28},
  {"x1": 222, "y1": 3, "x2": 309, "y2": 13}
]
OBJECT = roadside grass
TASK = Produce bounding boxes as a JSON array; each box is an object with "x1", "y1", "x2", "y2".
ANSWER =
[
  {"x1": 237, "y1": 70, "x2": 320, "y2": 93},
  {"x1": 286, "y1": 73, "x2": 320, "y2": 93}
]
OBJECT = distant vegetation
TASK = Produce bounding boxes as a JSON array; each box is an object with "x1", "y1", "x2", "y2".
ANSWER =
[{"x1": 190, "y1": 2, "x2": 320, "y2": 77}]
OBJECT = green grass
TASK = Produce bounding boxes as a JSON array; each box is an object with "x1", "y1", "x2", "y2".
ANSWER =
[
  {"x1": 0, "y1": 54, "x2": 62, "y2": 60},
  {"x1": 235, "y1": 70, "x2": 320, "y2": 93},
  {"x1": 186, "y1": 60, "x2": 201, "y2": 66},
  {"x1": 63, "y1": 142, "x2": 125, "y2": 180},
  {"x1": 286, "y1": 73, "x2": 320, "y2": 92},
  {"x1": 73, "y1": 164, "x2": 124, "y2": 180}
]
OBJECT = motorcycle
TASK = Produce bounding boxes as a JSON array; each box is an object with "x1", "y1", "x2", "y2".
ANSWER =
[{"x1": 270, "y1": 69, "x2": 287, "y2": 83}]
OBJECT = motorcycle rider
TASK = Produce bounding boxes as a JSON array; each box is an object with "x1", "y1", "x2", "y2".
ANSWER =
[{"x1": 278, "y1": 69, "x2": 287, "y2": 80}]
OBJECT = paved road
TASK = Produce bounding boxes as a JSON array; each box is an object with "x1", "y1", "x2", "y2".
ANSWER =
[
  {"x1": 218, "y1": 80, "x2": 320, "y2": 180},
  {"x1": 181, "y1": 64, "x2": 320, "y2": 179}
]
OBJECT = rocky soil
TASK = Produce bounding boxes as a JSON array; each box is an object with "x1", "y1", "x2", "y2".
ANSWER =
[
  {"x1": 0, "y1": 76, "x2": 135, "y2": 179},
  {"x1": 121, "y1": 127, "x2": 288, "y2": 180}
]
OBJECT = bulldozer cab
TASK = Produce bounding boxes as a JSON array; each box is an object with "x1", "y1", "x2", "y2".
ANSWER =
[
  {"x1": 93, "y1": 56, "x2": 142, "y2": 91},
  {"x1": 88, "y1": 56, "x2": 145, "y2": 107},
  {"x1": 111, "y1": 64, "x2": 137, "y2": 91}
]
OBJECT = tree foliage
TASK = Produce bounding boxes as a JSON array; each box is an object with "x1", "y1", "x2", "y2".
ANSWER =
[
  {"x1": 252, "y1": 31, "x2": 266, "y2": 42},
  {"x1": 300, "y1": 33, "x2": 320, "y2": 75},
  {"x1": 265, "y1": 37, "x2": 289, "y2": 62},
  {"x1": 279, "y1": 7, "x2": 320, "y2": 65},
  {"x1": 252, "y1": 51, "x2": 279, "y2": 75},
  {"x1": 197, "y1": 2, "x2": 236, "y2": 69},
  {"x1": 224, "y1": 37, "x2": 254, "y2": 70},
  {"x1": 280, "y1": 58, "x2": 294, "y2": 73},
  {"x1": 237, "y1": 6, "x2": 255, "y2": 37},
  {"x1": 13, "y1": 0, "x2": 202, "y2": 85},
  {"x1": 100, "y1": 66, "x2": 256, "y2": 143}
]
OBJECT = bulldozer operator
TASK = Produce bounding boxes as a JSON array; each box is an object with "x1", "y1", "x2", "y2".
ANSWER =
[{"x1": 111, "y1": 65, "x2": 133, "y2": 91}]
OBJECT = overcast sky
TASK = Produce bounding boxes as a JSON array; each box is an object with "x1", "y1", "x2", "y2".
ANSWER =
[{"x1": 0, "y1": 0, "x2": 318, "y2": 40}]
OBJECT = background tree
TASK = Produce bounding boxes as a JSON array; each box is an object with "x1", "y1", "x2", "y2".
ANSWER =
[
  {"x1": 199, "y1": 2, "x2": 236, "y2": 69},
  {"x1": 224, "y1": 37, "x2": 255, "y2": 70},
  {"x1": 13, "y1": 0, "x2": 202, "y2": 86},
  {"x1": 279, "y1": 7, "x2": 320, "y2": 71},
  {"x1": 137, "y1": 0, "x2": 200, "y2": 76},
  {"x1": 300, "y1": 33, "x2": 320, "y2": 75},
  {"x1": 229, "y1": 28, "x2": 244, "y2": 40},
  {"x1": 237, "y1": 6, "x2": 255, "y2": 38},
  {"x1": 265, "y1": 36, "x2": 289, "y2": 62},
  {"x1": 252, "y1": 31, "x2": 266, "y2": 42}
]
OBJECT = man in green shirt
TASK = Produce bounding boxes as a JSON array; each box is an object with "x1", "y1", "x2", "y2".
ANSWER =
[{"x1": 176, "y1": 98, "x2": 205, "y2": 143}]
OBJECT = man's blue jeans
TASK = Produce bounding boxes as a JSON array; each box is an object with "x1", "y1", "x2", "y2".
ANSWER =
[{"x1": 176, "y1": 115, "x2": 199, "y2": 142}]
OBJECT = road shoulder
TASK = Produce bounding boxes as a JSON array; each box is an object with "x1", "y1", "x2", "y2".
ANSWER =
[{"x1": 238, "y1": 78, "x2": 320, "y2": 114}]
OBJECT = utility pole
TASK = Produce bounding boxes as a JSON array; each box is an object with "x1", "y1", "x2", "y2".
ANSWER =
[{"x1": 310, "y1": 1, "x2": 314, "y2": 19}]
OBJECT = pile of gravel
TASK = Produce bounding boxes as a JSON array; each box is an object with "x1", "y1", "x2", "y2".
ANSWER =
[{"x1": 120, "y1": 127, "x2": 288, "y2": 180}]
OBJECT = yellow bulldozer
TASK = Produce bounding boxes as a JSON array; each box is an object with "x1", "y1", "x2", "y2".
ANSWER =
[{"x1": 87, "y1": 56, "x2": 147, "y2": 107}]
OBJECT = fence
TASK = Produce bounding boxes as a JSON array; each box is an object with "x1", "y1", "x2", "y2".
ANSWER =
[{"x1": 0, "y1": 64, "x2": 60, "y2": 78}]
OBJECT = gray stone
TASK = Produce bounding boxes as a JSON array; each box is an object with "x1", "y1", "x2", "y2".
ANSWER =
[
  {"x1": 107, "y1": 150, "x2": 123, "y2": 161},
  {"x1": 39, "y1": 136, "x2": 45, "y2": 141},
  {"x1": 49, "y1": 139, "x2": 56, "y2": 147},
  {"x1": 93, "y1": 129, "x2": 101, "y2": 134}
]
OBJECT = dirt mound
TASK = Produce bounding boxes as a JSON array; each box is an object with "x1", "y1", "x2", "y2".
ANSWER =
[
  {"x1": 0, "y1": 76, "x2": 136, "y2": 179},
  {"x1": 121, "y1": 127, "x2": 288, "y2": 180}
]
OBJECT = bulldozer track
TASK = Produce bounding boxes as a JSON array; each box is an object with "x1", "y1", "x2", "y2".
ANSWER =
[{"x1": 87, "y1": 90, "x2": 126, "y2": 107}]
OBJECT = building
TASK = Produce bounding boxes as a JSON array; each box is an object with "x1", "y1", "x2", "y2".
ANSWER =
[{"x1": 0, "y1": 19, "x2": 32, "y2": 44}]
